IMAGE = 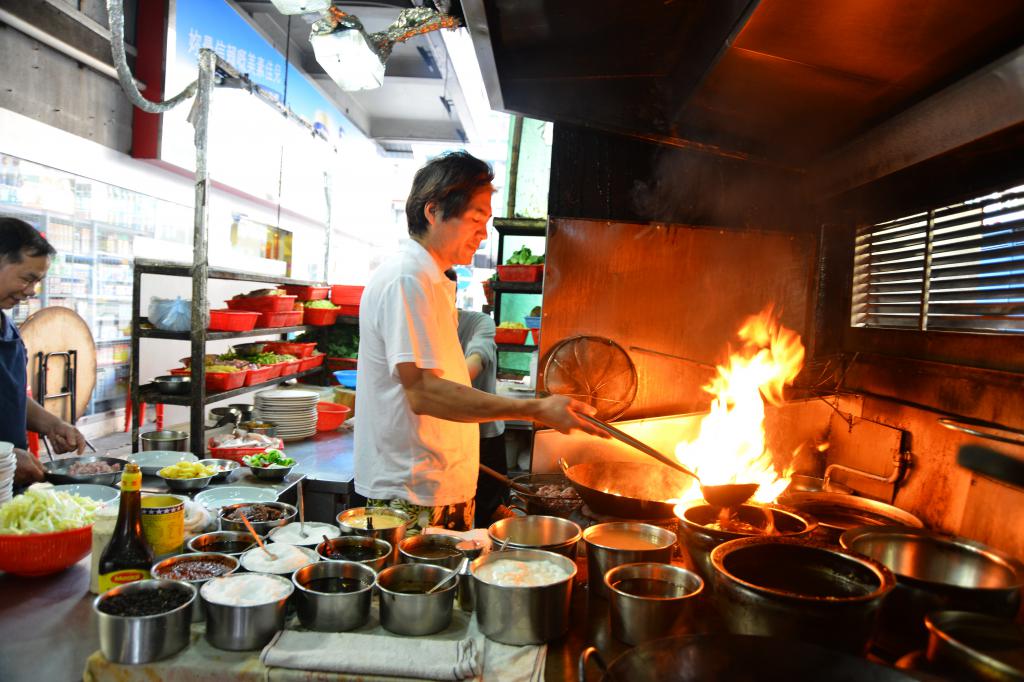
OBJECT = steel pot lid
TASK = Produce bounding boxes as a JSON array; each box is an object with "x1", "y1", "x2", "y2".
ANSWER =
[{"x1": 779, "y1": 492, "x2": 924, "y2": 533}]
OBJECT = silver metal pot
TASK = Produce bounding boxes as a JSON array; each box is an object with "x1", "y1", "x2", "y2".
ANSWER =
[
  {"x1": 583, "y1": 522, "x2": 677, "y2": 599},
  {"x1": 140, "y1": 430, "x2": 189, "y2": 452},
  {"x1": 219, "y1": 502, "x2": 297, "y2": 536},
  {"x1": 841, "y1": 526, "x2": 1024, "y2": 656},
  {"x1": 398, "y1": 532, "x2": 464, "y2": 569},
  {"x1": 924, "y1": 611, "x2": 1024, "y2": 681},
  {"x1": 711, "y1": 536, "x2": 895, "y2": 654},
  {"x1": 94, "y1": 579, "x2": 196, "y2": 664},
  {"x1": 293, "y1": 560, "x2": 376, "y2": 632},
  {"x1": 337, "y1": 507, "x2": 413, "y2": 565},
  {"x1": 317, "y1": 536, "x2": 391, "y2": 572},
  {"x1": 150, "y1": 552, "x2": 239, "y2": 622},
  {"x1": 44, "y1": 455, "x2": 126, "y2": 486},
  {"x1": 487, "y1": 515, "x2": 582, "y2": 558},
  {"x1": 202, "y1": 574, "x2": 293, "y2": 650},
  {"x1": 605, "y1": 562, "x2": 704, "y2": 646},
  {"x1": 375, "y1": 563, "x2": 457, "y2": 636},
  {"x1": 779, "y1": 492, "x2": 923, "y2": 545},
  {"x1": 472, "y1": 548, "x2": 577, "y2": 645},
  {"x1": 187, "y1": 531, "x2": 258, "y2": 556},
  {"x1": 676, "y1": 502, "x2": 817, "y2": 581}
]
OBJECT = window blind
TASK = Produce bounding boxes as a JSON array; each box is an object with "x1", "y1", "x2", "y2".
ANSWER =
[{"x1": 852, "y1": 184, "x2": 1024, "y2": 333}]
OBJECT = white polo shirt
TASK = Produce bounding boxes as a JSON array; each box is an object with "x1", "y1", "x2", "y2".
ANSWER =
[{"x1": 353, "y1": 240, "x2": 478, "y2": 506}]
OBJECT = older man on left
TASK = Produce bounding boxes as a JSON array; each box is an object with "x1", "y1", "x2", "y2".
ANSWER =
[{"x1": 0, "y1": 217, "x2": 87, "y2": 484}]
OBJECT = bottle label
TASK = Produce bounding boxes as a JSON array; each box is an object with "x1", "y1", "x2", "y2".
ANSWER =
[
  {"x1": 98, "y1": 569, "x2": 149, "y2": 592},
  {"x1": 120, "y1": 469, "x2": 142, "y2": 492}
]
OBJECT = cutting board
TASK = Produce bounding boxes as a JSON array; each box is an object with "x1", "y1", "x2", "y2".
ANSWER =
[{"x1": 19, "y1": 306, "x2": 97, "y2": 422}]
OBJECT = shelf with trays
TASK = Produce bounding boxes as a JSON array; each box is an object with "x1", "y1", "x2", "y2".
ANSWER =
[
  {"x1": 130, "y1": 258, "x2": 328, "y2": 457},
  {"x1": 498, "y1": 343, "x2": 538, "y2": 353},
  {"x1": 490, "y1": 219, "x2": 546, "y2": 360},
  {"x1": 491, "y1": 280, "x2": 543, "y2": 294}
]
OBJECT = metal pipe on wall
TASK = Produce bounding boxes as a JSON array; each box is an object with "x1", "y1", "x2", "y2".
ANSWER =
[{"x1": 0, "y1": 7, "x2": 145, "y2": 90}]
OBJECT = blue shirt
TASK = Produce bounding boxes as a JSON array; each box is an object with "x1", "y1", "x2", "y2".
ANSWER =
[{"x1": 0, "y1": 311, "x2": 28, "y2": 449}]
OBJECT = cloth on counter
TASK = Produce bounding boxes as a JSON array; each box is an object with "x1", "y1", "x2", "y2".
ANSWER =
[{"x1": 261, "y1": 630, "x2": 480, "y2": 680}]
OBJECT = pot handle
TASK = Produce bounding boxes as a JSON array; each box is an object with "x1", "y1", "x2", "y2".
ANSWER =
[{"x1": 578, "y1": 646, "x2": 614, "y2": 682}]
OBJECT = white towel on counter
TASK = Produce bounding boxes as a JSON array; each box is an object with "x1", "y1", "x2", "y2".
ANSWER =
[{"x1": 260, "y1": 613, "x2": 546, "y2": 682}]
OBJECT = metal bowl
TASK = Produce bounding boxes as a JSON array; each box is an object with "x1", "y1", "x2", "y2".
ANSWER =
[
  {"x1": 293, "y1": 560, "x2": 376, "y2": 632},
  {"x1": 94, "y1": 579, "x2": 196, "y2": 664},
  {"x1": 150, "y1": 552, "x2": 239, "y2": 622},
  {"x1": 925, "y1": 610, "x2": 1024, "y2": 681},
  {"x1": 153, "y1": 375, "x2": 191, "y2": 396},
  {"x1": 238, "y1": 420, "x2": 278, "y2": 437},
  {"x1": 219, "y1": 501, "x2": 297, "y2": 536},
  {"x1": 231, "y1": 342, "x2": 266, "y2": 357},
  {"x1": 711, "y1": 536, "x2": 896, "y2": 655},
  {"x1": 337, "y1": 507, "x2": 413, "y2": 565},
  {"x1": 583, "y1": 522, "x2": 678, "y2": 599},
  {"x1": 779, "y1": 492, "x2": 924, "y2": 545},
  {"x1": 246, "y1": 464, "x2": 294, "y2": 482},
  {"x1": 398, "y1": 533, "x2": 465, "y2": 569},
  {"x1": 202, "y1": 574, "x2": 293, "y2": 651},
  {"x1": 157, "y1": 472, "x2": 214, "y2": 492},
  {"x1": 44, "y1": 455, "x2": 126, "y2": 486},
  {"x1": 317, "y1": 536, "x2": 392, "y2": 573},
  {"x1": 376, "y1": 562, "x2": 457, "y2": 636},
  {"x1": 187, "y1": 531, "x2": 259, "y2": 556},
  {"x1": 197, "y1": 458, "x2": 239, "y2": 482},
  {"x1": 840, "y1": 526, "x2": 1024, "y2": 655},
  {"x1": 140, "y1": 431, "x2": 189, "y2": 452},
  {"x1": 487, "y1": 515, "x2": 582, "y2": 558}
]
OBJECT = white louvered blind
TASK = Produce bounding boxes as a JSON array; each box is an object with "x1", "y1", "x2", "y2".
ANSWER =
[{"x1": 852, "y1": 183, "x2": 1024, "y2": 333}]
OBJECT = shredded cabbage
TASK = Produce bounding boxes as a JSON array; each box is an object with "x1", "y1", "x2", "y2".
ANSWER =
[{"x1": 0, "y1": 487, "x2": 101, "y2": 535}]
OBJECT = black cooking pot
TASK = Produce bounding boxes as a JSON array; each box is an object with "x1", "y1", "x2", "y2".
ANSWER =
[{"x1": 578, "y1": 633, "x2": 925, "y2": 681}]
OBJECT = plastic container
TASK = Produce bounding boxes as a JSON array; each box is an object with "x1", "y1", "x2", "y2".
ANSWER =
[
  {"x1": 282, "y1": 285, "x2": 329, "y2": 301},
  {"x1": 333, "y1": 370, "x2": 357, "y2": 389},
  {"x1": 327, "y1": 357, "x2": 357, "y2": 372},
  {"x1": 304, "y1": 308, "x2": 338, "y2": 326},
  {"x1": 0, "y1": 525, "x2": 94, "y2": 576},
  {"x1": 207, "y1": 439, "x2": 282, "y2": 463},
  {"x1": 336, "y1": 304, "x2": 359, "y2": 317},
  {"x1": 263, "y1": 342, "x2": 316, "y2": 358},
  {"x1": 298, "y1": 354, "x2": 325, "y2": 372},
  {"x1": 496, "y1": 264, "x2": 543, "y2": 282},
  {"x1": 316, "y1": 402, "x2": 352, "y2": 431},
  {"x1": 532, "y1": 329, "x2": 541, "y2": 346},
  {"x1": 524, "y1": 316, "x2": 542, "y2": 329},
  {"x1": 257, "y1": 310, "x2": 303, "y2": 328},
  {"x1": 225, "y1": 295, "x2": 297, "y2": 313},
  {"x1": 206, "y1": 371, "x2": 247, "y2": 393},
  {"x1": 279, "y1": 359, "x2": 303, "y2": 377},
  {"x1": 244, "y1": 364, "x2": 280, "y2": 386},
  {"x1": 330, "y1": 285, "x2": 364, "y2": 307},
  {"x1": 495, "y1": 327, "x2": 529, "y2": 344},
  {"x1": 209, "y1": 310, "x2": 259, "y2": 332}
]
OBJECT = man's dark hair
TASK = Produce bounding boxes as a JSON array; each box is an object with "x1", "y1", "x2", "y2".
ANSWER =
[
  {"x1": 406, "y1": 151, "x2": 494, "y2": 237},
  {"x1": 0, "y1": 217, "x2": 57, "y2": 263}
]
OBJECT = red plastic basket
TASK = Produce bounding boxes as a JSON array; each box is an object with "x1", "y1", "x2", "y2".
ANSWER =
[
  {"x1": 327, "y1": 356, "x2": 357, "y2": 371},
  {"x1": 0, "y1": 525, "x2": 94, "y2": 576},
  {"x1": 496, "y1": 264, "x2": 543, "y2": 282},
  {"x1": 282, "y1": 285, "x2": 329, "y2": 301},
  {"x1": 304, "y1": 307, "x2": 338, "y2": 326},
  {"x1": 532, "y1": 329, "x2": 541, "y2": 346},
  {"x1": 330, "y1": 285, "x2": 364, "y2": 307},
  {"x1": 207, "y1": 438, "x2": 284, "y2": 463},
  {"x1": 206, "y1": 370, "x2": 247, "y2": 392},
  {"x1": 336, "y1": 304, "x2": 359, "y2": 318},
  {"x1": 279, "y1": 359, "x2": 303, "y2": 377},
  {"x1": 263, "y1": 342, "x2": 317, "y2": 358},
  {"x1": 299, "y1": 354, "x2": 325, "y2": 372},
  {"x1": 316, "y1": 402, "x2": 352, "y2": 431},
  {"x1": 495, "y1": 327, "x2": 530, "y2": 344},
  {"x1": 209, "y1": 309, "x2": 260, "y2": 332},
  {"x1": 244, "y1": 364, "x2": 280, "y2": 386},
  {"x1": 257, "y1": 310, "x2": 303, "y2": 328},
  {"x1": 226, "y1": 295, "x2": 297, "y2": 313}
]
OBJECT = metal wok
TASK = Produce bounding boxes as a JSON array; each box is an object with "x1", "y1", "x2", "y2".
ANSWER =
[
  {"x1": 560, "y1": 460, "x2": 691, "y2": 519},
  {"x1": 44, "y1": 456, "x2": 127, "y2": 486},
  {"x1": 579, "y1": 633, "x2": 931, "y2": 681}
]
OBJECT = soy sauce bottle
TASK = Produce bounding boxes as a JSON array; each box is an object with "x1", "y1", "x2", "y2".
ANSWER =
[{"x1": 97, "y1": 462, "x2": 154, "y2": 591}]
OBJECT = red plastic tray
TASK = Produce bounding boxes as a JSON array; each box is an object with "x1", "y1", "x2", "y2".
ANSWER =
[
  {"x1": 327, "y1": 356, "x2": 357, "y2": 372},
  {"x1": 336, "y1": 304, "x2": 359, "y2": 318},
  {"x1": 330, "y1": 285, "x2": 364, "y2": 307},
  {"x1": 209, "y1": 309, "x2": 260, "y2": 332},
  {"x1": 207, "y1": 438, "x2": 284, "y2": 463},
  {"x1": 263, "y1": 341, "x2": 317, "y2": 358},
  {"x1": 282, "y1": 285, "x2": 329, "y2": 301},
  {"x1": 257, "y1": 310, "x2": 304, "y2": 328},
  {"x1": 206, "y1": 370, "x2": 247, "y2": 392},
  {"x1": 304, "y1": 307, "x2": 338, "y2": 326},
  {"x1": 244, "y1": 364, "x2": 280, "y2": 386},
  {"x1": 495, "y1": 327, "x2": 530, "y2": 344},
  {"x1": 496, "y1": 264, "x2": 543, "y2": 282},
  {"x1": 226, "y1": 295, "x2": 297, "y2": 313},
  {"x1": 279, "y1": 359, "x2": 303, "y2": 377},
  {"x1": 299, "y1": 354, "x2": 326, "y2": 372}
]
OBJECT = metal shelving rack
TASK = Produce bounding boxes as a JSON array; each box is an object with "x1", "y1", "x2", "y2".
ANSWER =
[
  {"x1": 130, "y1": 258, "x2": 327, "y2": 456},
  {"x1": 491, "y1": 218, "x2": 546, "y2": 354}
]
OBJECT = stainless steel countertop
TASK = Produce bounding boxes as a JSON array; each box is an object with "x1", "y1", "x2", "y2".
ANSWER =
[{"x1": 0, "y1": 429, "x2": 355, "y2": 682}]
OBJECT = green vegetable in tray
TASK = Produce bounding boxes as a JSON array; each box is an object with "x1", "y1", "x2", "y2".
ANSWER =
[
  {"x1": 0, "y1": 487, "x2": 100, "y2": 534},
  {"x1": 297, "y1": 325, "x2": 359, "y2": 359},
  {"x1": 251, "y1": 352, "x2": 297, "y2": 365},
  {"x1": 506, "y1": 246, "x2": 544, "y2": 266},
  {"x1": 242, "y1": 449, "x2": 296, "y2": 468},
  {"x1": 304, "y1": 300, "x2": 338, "y2": 309},
  {"x1": 206, "y1": 364, "x2": 241, "y2": 373}
]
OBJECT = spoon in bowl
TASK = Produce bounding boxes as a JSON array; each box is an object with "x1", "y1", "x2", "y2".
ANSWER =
[
  {"x1": 426, "y1": 557, "x2": 468, "y2": 594},
  {"x1": 239, "y1": 514, "x2": 277, "y2": 561}
]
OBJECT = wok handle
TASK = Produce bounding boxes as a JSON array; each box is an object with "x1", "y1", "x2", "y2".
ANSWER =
[
  {"x1": 479, "y1": 463, "x2": 534, "y2": 496},
  {"x1": 577, "y1": 413, "x2": 699, "y2": 481},
  {"x1": 578, "y1": 646, "x2": 615, "y2": 682}
]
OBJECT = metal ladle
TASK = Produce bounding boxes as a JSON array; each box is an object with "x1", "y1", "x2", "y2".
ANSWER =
[
  {"x1": 578, "y1": 413, "x2": 759, "y2": 509},
  {"x1": 426, "y1": 557, "x2": 467, "y2": 594}
]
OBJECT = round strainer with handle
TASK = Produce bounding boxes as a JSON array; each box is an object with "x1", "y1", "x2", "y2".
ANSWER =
[{"x1": 541, "y1": 335, "x2": 638, "y2": 422}]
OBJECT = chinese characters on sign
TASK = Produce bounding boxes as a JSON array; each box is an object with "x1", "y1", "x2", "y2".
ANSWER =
[{"x1": 186, "y1": 28, "x2": 284, "y2": 86}]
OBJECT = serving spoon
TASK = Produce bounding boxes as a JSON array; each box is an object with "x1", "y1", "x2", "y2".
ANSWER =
[
  {"x1": 296, "y1": 481, "x2": 308, "y2": 539},
  {"x1": 426, "y1": 557, "x2": 468, "y2": 594},
  {"x1": 239, "y1": 514, "x2": 277, "y2": 560},
  {"x1": 578, "y1": 413, "x2": 759, "y2": 509}
]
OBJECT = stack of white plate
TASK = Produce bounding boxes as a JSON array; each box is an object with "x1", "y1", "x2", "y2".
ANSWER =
[
  {"x1": 0, "y1": 442, "x2": 16, "y2": 505},
  {"x1": 255, "y1": 388, "x2": 319, "y2": 442}
]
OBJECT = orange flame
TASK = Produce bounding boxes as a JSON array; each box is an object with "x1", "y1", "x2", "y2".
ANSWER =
[{"x1": 674, "y1": 307, "x2": 804, "y2": 504}]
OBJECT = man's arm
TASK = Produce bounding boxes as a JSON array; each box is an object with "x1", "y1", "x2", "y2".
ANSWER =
[
  {"x1": 396, "y1": 363, "x2": 607, "y2": 436},
  {"x1": 26, "y1": 399, "x2": 86, "y2": 454},
  {"x1": 466, "y1": 352, "x2": 485, "y2": 381}
]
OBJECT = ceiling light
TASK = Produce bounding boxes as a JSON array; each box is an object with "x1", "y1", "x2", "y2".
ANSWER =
[
  {"x1": 269, "y1": 0, "x2": 330, "y2": 14},
  {"x1": 303, "y1": 6, "x2": 459, "y2": 92}
]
